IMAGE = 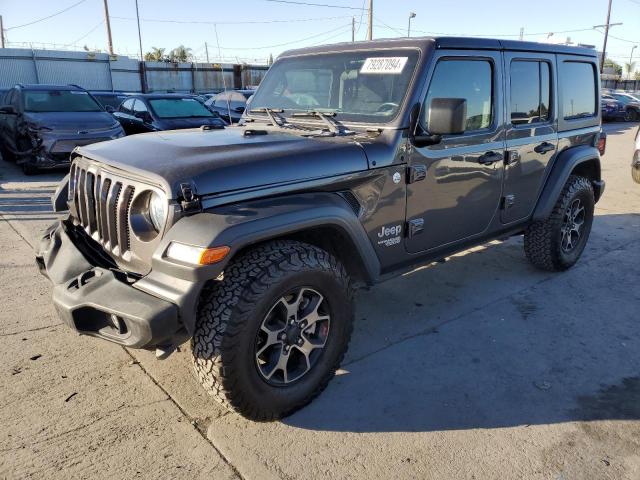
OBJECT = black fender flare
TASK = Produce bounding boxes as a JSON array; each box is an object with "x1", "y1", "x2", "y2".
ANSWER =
[
  {"x1": 532, "y1": 145, "x2": 603, "y2": 222},
  {"x1": 135, "y1": 192, "x2": 380, "y2": 335}
]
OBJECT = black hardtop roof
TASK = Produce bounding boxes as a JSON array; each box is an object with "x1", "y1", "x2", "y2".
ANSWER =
[{"x1": 280, "y1": 36, "x2": 597, "y2": 58}]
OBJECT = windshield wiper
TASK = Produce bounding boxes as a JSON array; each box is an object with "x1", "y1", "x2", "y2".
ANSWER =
[
  {"x1": 249, "y1": 107, "x2": 286, "y2": 127},
  {"x1": 290, "y1": 110, "x2": 350, "y2": 135}
]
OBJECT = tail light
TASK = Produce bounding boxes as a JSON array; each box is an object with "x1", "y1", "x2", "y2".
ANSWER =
[{"x1": 597, "y1": 134, "x2": 607, "y2": 156}]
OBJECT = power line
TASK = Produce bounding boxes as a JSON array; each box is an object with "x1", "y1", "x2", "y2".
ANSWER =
[
  {"x1": 217, "y1": 22, "x2": 352, "y2": 50},
  {"x1": 110, "y1": 14, "x2": 352, "y2": 25},
  {"x1": 64, "y1": 19, "x2": 104, "y2": 47},
  {"x1": 6, "y1": 0, "x2": 90, "y2": 30},
  {"x1": 263, "y1": 0, "x2": 366, "y2": 10}
]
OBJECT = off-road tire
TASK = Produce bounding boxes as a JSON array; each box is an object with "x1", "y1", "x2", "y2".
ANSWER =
[
  {"x1": 192, "y1": 240, "x2": 354, "y2": 421},
  {"x1": 633, "y1": 155, "x2": 640, "y2": 184},
  {"x1": 524, "y1": 175, "x2": 594, "y2": 271}
]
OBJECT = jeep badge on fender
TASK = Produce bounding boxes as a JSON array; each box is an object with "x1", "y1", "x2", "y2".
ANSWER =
[{"x1": 36, "y1": 36, "x2": 604, "y2": 421}]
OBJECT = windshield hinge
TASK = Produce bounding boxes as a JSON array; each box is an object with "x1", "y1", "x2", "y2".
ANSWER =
[{"x1": 179, "y1": 183, "x2": 201, "y2": 212}]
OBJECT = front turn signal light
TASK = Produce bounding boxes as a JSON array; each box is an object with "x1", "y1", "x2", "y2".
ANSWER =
[{"x1": 165, "y1": 242, "x2": 230, "y2": 265}]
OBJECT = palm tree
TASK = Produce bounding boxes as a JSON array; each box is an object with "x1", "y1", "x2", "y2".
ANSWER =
[
  {"x1": 144, "y1": 47, "x2": 166, "y2": 62},
  {"x1": 169, "y1": 45, "x2": 193, "y2": 63}
]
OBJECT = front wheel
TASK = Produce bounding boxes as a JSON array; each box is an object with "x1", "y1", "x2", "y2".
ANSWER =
[
  {"x1": 192, "y1": 240, "x2": 354, "y2": 421},
  {"x1": 524, "y1": 175, "x2": 595, "y2": 271}
]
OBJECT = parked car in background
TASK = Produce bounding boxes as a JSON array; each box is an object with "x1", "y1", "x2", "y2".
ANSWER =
[
  {"x1": 603, "y1": 92, "x2": 640, "y2": 121},
  {"x1": 112, "y1": 94, "x2": 227, "y2": 135},
  {"x1": 633, "y1": 127, "x2": 640, "y2": 184},
  {"x1": 205, "y1": 89, "x2": 254, "y2": 123},
  {"x1": 0, "y1": 84, "x2": 125, "y2": 174},
  {"x1": 601, "y1": 97, "x2": 626, "y2": 122},
  {"x1": 90, "y1": 91, "x2": 129, "y2": 111}
]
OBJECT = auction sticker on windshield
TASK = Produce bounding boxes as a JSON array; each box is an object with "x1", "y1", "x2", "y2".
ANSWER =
[{"x1": 360, "y1": 57, "x2": 408, "y2": 74}]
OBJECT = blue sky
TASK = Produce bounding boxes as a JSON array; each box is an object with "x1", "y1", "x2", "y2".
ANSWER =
[{"x1": 2, "y1": 0, "x2": 639, "y2": 68}]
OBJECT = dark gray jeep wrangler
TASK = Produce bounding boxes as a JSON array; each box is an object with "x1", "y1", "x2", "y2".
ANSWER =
[{"x1": 36, "y1": 37, "x2": 605, "y2": 421}]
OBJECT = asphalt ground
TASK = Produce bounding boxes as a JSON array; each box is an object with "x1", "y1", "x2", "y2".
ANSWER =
[{"x1": 1, "y1": 122, "x2": 639, "y2": 479}]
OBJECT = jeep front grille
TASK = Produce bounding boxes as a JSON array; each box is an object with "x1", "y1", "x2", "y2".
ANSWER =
[{"x1": 70, "y1": 162, "x2": 135, "y2": 257}]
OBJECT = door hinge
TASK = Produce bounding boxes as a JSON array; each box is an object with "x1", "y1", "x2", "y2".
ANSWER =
[
  {"x1": 407, "y1": 164, "x2": 427, "y2": 184},
  {"x1": 407, "y1": 218, "x2": 424, "y2": 237},
  {"x1": 502, "y1": 194, "x2": 515, "y2": 209},
  {"x1": 505, "y1": 150, "x2": 521, "y2": 166},
  {"x1": 180, "y1": 183, "x2": 201, "y2": 212}
]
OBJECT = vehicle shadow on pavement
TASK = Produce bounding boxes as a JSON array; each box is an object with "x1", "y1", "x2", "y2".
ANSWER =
[
  {"x1": 602, "y1": 121, "x2": 639, "y2": 136},
  {"x1": 284, "y1": 213, "x2": 640, "y2": 433}
]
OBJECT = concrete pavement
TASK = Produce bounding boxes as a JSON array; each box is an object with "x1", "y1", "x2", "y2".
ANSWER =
[{"x1": 1, "y1": 122, "x2": 639, "y2": 479}]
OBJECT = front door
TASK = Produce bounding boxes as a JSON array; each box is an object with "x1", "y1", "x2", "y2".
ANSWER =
[
  {"x1": 501, "y1": 52, "x2": 558, "y2": 224},
  {"x1": 405, "y1": 51, "x2": 506, "y2": 253}
]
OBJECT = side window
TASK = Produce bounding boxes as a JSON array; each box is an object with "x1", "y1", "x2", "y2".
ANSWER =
[
  {"x1": 560, "y1": 61, "x2": 596, "y2": 120},
  {"x1": 424, "y1": 59, "x2": 493, "y2": 132},
  {"x1": 214, "y1": 93, "x2": 228, "y2": 108},
  {"x1": 133, "y1": 99, "x2": 148, "y2": 113},
  {"x1": 120, "y1": 98, "x2": 135, "y2": 113},
  {"x1": 510, "y1": 60, "x2": 551, "y2": 125}
]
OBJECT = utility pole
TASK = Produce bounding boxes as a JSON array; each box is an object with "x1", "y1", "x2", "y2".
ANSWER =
[
  {"x1": 0, "y1": 16, "x2": 5, "y2": 49},
  {"x1": 600, "y1": 0, "x2": 613, "y2": 72},
  {"x1": 367, "y1": 0, "x2": 373, "y2": 41},
  {"x1": 135, "y1": 0, "x2": 143, "y2": 61},
  {"x1": 630, "y1": 45, "x2": 637, "y2": 80},
  {"x1": 205, "y1": 42, "x2": 210, "y2": 63},
  {"x1": 519, "y1": 27, "x2": 524, "y2": 41},
  {"x1": 134, "y1": 0, "x2": 146, "y2": 92},
  {"x1": 103, "y1": 0, "x2": 113, "y2": 54},
  {"x1": 407, "y1": 12, "x2": 416, "y2": 37},
  {"x1": 352, "y1": 16, "x2": 355, "y2": 42}
]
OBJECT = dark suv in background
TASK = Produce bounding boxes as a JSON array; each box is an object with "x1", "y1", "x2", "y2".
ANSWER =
[{"x1": 0, "y1": 84, "x2": 124, "y2": 174}]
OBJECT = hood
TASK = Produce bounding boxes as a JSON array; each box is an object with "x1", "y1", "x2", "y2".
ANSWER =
[
  {"x1": 78, "y1": 127, "x2": 369, "y2": 199},
  {"x1": 23, "y1": 111, "x2": 119, "y2": 133},
  {"x1": 155, "y1": 117, "x2": 226, "y2": 130}
]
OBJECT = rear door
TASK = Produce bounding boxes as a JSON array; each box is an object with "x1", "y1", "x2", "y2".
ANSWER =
[
  {"x1": 405, "y1": 51, "x2": 506, "y2": 253},
  {"x1": 501, "y1": 52, "x2": 557, "y2": 224}
]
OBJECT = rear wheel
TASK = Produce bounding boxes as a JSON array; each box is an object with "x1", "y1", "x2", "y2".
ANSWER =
[
  {"x1": 192, "y1": 240, "x2": 354, "y2": 421},
  {"x1": 524, "y1": 175, "x2": 594, "y2": 271}
]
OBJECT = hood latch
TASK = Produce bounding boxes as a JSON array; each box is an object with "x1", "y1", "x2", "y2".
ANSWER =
[{"x1": 179, "y1": 183, "x2": 201, "y2": 213}]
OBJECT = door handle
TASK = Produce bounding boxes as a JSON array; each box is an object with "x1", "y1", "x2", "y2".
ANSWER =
[
  {"x1": 478, "y1": 151, "x2": 503, "y2": 165},
  {"x1": 534, "y1": 142, "x2": 555, "y2": 154}
]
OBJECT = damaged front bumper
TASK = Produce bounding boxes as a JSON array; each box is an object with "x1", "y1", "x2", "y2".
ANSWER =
[{"x1": 35, "y1": 221, "x2": 189, "y2": 350}]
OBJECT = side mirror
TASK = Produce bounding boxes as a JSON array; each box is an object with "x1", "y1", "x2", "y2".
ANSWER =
[
  {"x1": 0, "y1": 105, "x2": 17, "y2": 115},
  {"x1": 426, "y1": 98, "x2": 467, "y2": 135},
  {"x1": 105, "y1": 105, "x2": 115, "y2": 113}
]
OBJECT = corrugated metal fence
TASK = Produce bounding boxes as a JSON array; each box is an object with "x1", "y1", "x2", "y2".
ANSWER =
[
  {"x1": 0, "y1": 48, "x2": 268, "y2": 92},
  {"x1": 601, "y1": 79, "x2": 640, "y2": 91}
]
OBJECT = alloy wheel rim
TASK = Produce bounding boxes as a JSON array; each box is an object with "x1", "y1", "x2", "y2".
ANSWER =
[
  {"x1": 561, "y1": 198, "x2": 585, "y2": 253},
  {"x1": 255, "y1": 287, "x2": 331, "y2": 386}
]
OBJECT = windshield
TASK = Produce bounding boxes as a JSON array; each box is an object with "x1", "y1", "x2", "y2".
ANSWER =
[
  {"x1": 249, "y1": 49, "x2": 420, "y2": 123},
  {"x1": 93, "y1": 93, "x2": 127, "y2": 109},
  {"x1": 149, "y1": 98, "x2": 214, "y2": 118},
  {"x1": 612, "y1": 94, "x2": 632, "y2": 105},
  {"x1": 23, "y1": 90, "x2": 103, "y2": 113}
]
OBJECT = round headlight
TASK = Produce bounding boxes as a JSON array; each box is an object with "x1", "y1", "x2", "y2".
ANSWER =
[{"x1": 148, "y1": 191, "x2": 167, "y2": 232}]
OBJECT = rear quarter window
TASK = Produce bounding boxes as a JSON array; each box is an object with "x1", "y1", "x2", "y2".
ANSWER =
[{"x1": 560, "y1": 61, "x2": 596, "y2": 120}]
